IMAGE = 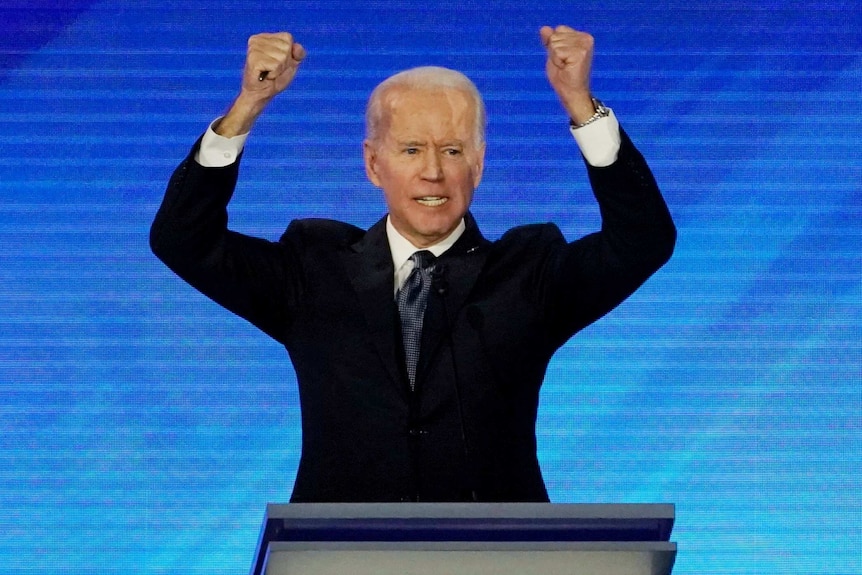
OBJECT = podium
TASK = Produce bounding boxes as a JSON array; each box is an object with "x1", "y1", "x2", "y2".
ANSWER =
[{"x1": 250, "y1": 503, "x2": 676, "y2": 575}]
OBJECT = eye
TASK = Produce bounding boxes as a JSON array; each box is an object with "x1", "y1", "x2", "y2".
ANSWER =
[
  {"x1": 404, "y1": 147, "x2": 419, "y2": 155},
  {"x1": 444, "y1": 148, "x2": 462, "y2": 156}
]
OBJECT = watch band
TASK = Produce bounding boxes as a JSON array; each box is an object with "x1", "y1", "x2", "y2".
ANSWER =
[{"x1": 569, "y1": 97, "x2": 610, "y2": 130}]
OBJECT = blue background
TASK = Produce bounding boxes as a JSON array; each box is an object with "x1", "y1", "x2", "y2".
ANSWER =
[{"x1": 1, "y1": 1, "x2": 859, "y2": 573}]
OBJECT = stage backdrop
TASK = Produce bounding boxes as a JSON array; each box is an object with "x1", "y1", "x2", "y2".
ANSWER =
[{"x1": 1, "y1": 1, "x2": 859, "y2": 574}]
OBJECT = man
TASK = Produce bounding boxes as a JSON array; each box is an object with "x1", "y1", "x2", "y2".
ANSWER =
[{"x1": 150, "y1": 26, "x2": 676, "y2": 502}]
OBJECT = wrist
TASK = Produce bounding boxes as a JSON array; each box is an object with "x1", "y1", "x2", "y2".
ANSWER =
[
  {"x1": 215, "y1": 92, "x2": 269, "y2": 137},
  {"x1": 569, "y1": 97, "x2": 610, "y2": 130},
  {"x1": 561, "y1": 90, "x2": 596, "y2": 124}
]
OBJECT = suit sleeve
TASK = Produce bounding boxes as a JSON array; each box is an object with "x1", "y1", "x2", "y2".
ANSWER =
[
  {"x1": 149, "y1": 141, "x2": 302, "y2": 343},
  {"x1": 541, "y1": 128, "x2": 676, "y2": 346}
]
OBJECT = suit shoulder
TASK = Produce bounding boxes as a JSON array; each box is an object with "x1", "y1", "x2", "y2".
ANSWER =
[
  {"x1": 279, "y1": 218, "x2": 365, "y2": 248},
  {"x1": 496, "y1": 222, "x2": 565, "y2": 248}
]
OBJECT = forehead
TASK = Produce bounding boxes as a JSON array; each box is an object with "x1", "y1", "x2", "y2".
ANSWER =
[{"x1": 381, "y1": 86, "x2": 476, "y2": 140}]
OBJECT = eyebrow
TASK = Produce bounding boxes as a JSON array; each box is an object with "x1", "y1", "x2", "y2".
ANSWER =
[{"x1": 398, "y1": 139, "x2": 466, "y2": 147}]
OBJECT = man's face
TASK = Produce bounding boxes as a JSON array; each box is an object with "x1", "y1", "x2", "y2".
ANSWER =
[{"x1": 364, "y1": 86, "x2": 485, "y2": 248}]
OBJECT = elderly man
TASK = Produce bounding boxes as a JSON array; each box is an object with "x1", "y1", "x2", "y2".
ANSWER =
[{"x1": 150, "y1": 26, "x2": 676, "y2": 502}]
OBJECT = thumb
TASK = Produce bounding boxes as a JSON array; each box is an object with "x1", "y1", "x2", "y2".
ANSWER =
[
  {"x1": 539, "y1": 26, "x2": 553, "y2": 48},
  {"x1": 292, "y1": 42, "x2": 307, "y2": 63}
]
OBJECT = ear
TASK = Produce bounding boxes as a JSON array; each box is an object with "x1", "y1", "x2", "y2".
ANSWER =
[
  {"x1": 363, "y1": 140, "x2": 382, "y2": 187},
  {"x1": 471, "y1": 143, "x2": 486, "y2": 189}
]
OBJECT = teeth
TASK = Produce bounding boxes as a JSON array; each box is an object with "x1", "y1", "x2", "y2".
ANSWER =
[{"x1": 416, "y1": 197, "x2": 447, "y2": 207}]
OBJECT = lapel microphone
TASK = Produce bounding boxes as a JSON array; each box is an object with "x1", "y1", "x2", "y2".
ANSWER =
[{"x1": 431, "y1": 263, "x2": 448, "y2": 296}]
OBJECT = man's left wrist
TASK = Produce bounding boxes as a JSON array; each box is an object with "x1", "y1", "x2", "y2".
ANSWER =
[{"x1": 569, "y1": 97, "x2": 610, "y2": 130}]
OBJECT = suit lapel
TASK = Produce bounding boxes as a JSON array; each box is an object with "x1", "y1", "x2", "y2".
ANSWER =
[
  {"x1": 341, "y1": 216, "x2": 405, "y2": 393},
  {"x1": 418, "y1": 213, "x2": 491, "y2": 383}
]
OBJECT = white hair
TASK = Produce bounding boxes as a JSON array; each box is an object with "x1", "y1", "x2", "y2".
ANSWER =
[{"x1": 365, "y1": 66, "x2": 486, "y2": 146}]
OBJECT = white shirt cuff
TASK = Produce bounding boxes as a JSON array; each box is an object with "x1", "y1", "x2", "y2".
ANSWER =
[
  {"x1": 569, "y1": 108, "x2": 621, "y2": 168},
  {"x1": 194, "y1": 117, "x2": 249, "y2": 167}
]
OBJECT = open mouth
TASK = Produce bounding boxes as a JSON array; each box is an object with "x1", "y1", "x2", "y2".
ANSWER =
[{"x1": 416, "y1": 196, "x2": 448, "y2": 207}]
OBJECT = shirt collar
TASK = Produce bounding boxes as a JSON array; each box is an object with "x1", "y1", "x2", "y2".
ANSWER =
[{"x1": 386, "y1": 216, "x2": 466, "y2": 271}]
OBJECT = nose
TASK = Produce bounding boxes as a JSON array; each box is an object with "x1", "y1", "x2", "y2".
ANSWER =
[{"x1": 420, "y1": 150, "x2": 444, "y2": 181}]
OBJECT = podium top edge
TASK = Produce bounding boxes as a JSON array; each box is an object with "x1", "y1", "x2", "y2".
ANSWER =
[{"x1": 264, "y1": 503, "x2": 675, "y2": 521}]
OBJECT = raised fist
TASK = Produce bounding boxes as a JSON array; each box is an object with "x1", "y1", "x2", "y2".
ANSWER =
[
  {"x1": 540, "y1": 26, "x2": 595, "y2": 123},
  {"x1": 241, "y1": 32, "x2": 306, "y2": 102}
]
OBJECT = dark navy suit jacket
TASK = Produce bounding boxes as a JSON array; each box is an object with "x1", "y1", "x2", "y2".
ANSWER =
[{"x1": 150, "y1": 129, "x2": 676, "y2": 502}]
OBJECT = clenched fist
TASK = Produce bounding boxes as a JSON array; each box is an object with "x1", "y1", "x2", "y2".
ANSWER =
[
  {"x1": 242, "y1": 32, "x2": 306, "y2": 99},
  {"x1": 216, "y1": 32, "x2": 306, "y2": 137},
  {"x1": 540, "y1": 26, "x2": 596, "y2": 124}
]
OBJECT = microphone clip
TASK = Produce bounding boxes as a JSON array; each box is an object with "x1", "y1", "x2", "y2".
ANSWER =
[{"x1": 431, "y1": 264, "x2": 448, "y2": 296}]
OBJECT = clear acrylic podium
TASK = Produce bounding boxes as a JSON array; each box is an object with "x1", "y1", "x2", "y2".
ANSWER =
[{"x1": 250, "y1": 503, "x2": 676, "y2": 575}]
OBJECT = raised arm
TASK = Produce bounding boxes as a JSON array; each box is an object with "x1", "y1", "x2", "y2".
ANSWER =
[
  {"x1": 536, "y1": 26, "x2": 676, "y2": 343},
  {"x1": 149, "y1": 33, "x2": 307, "y2": 343}
]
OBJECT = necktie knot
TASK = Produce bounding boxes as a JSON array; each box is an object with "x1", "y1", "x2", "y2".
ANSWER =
[{"x1": 410, "y1": 250, "x2": 436, "y2": 272}]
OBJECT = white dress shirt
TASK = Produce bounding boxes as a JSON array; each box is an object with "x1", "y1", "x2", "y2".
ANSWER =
[{"x1": 386, "y1": 217, "x2": 465, "y2": 294}]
